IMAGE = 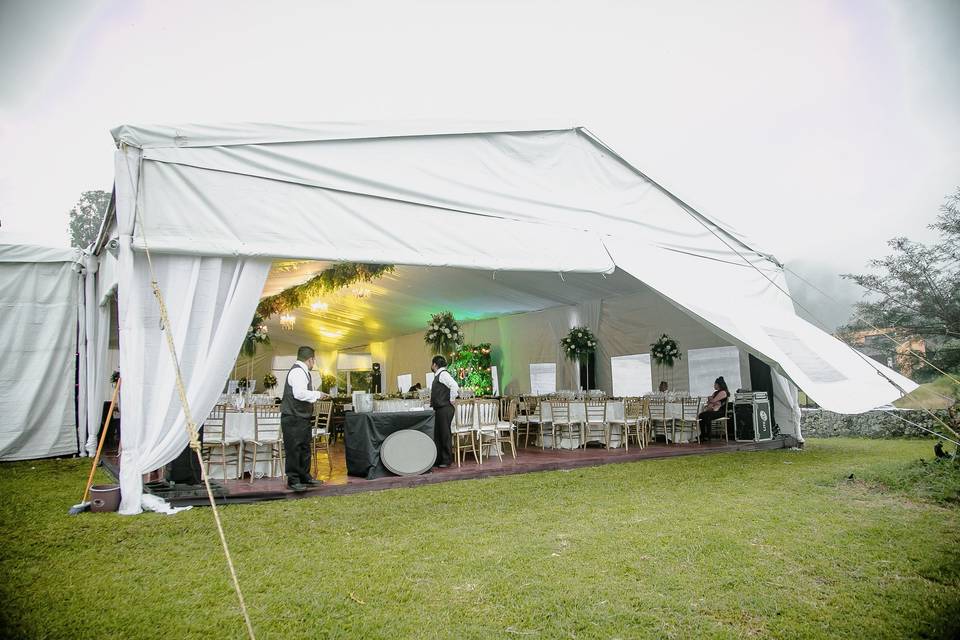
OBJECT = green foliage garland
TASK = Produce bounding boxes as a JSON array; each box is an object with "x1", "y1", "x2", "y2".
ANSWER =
[
  {"x1": 451, "y1": 343, "x2": 494, "y2": 395},
  {"x1": 560, "y1": 326, "x2": 597, "y2": 362},
  {"x1": 424, "y1": 311, "x2": 462, "y2": 355},
  {"x1": 256, "y1": 263, "x2": 395, "y2": 319}
]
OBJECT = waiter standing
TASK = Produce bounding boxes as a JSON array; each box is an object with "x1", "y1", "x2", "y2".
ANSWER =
[
  {"x1": 281, "y1": 346, "x2": 328, "y2": 491},
  {"x1": 429, "y1": 355, "x2": 459, "y2": 468}
]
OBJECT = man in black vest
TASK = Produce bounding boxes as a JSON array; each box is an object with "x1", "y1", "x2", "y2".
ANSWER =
[
  {"x1": 430, "y1": 355, "x2": 459, "y2": 468},
  {"x1": 281, "y1": 346, "x2": 328, "y2": 491}
]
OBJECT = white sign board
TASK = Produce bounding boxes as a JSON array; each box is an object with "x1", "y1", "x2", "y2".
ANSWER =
[
  {"x1": 338, "y1": 352, "x2": 373, "y2": 370},
  {"x1": 397, "y1": 373, "x2": 413, "y2": 393},
  {"x1": 687, "y1": 346, "x2": 742, "y2": 396},
  {"x1": 611, "y1": 353, "x2": 653, "y2": 397},
  {"x1": 529, "y1": 362, "x2": 557, "y2": 395},
  {"x1": 426, "y1": 372, "x2": 435, "y2": 389}
]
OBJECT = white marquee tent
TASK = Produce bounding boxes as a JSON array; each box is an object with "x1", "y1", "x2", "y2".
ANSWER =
[{"x1": 82, "y1": 121, "x2": 915, "y2": 514}]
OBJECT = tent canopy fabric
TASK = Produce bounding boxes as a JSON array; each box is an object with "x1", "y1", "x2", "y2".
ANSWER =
[{"x1": 102, "y1": 120, "x2": 917, "y2": 512}]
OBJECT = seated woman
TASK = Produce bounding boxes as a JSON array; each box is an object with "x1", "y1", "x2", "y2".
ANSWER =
[{"x1": 698, "y1": 376, "x2": 729, "y2": 442}]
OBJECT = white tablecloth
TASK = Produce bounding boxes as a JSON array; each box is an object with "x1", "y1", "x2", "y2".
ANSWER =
[
  {"x1": 373, "y1": 399, "x2": 429, "y2": 412},
  {"x1": 207, "y1": 410, "x2": 281, "y2": 479}
]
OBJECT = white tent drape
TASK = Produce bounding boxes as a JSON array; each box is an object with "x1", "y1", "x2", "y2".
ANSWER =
[
  {"x1": 117, "y1": 247, "x2": 270, "y2": 514},
  {"x1": 83, "y1": 253, "x2": 114, "y2": 456}
]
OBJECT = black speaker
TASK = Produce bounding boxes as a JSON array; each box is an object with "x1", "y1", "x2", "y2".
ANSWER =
[
  {"x1": 371, "y1": 363, "x2": 382, "y2": 393},
  {"x1": 167, "y1": 426, "x2": 203, "y2": 485}
]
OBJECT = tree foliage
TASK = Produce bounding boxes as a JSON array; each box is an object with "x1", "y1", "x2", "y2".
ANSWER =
[
  {"x1": 67, "y1": 190, "x2": 111, "y2": 249},
  {"x1": 840, "y1": 187, "x2": 960, "y2": 378}
]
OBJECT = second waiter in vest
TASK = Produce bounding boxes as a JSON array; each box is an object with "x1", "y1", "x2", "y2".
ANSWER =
[
  {"x1": 281, "y1": 346, "x2": 329, "y2": 491},
  {"x1": 429, "y1": 355, "x2": 459, "y2": 468}
]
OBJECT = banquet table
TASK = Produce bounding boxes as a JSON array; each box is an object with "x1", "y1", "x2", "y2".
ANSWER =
[
  {"x1": 345, "y1": 410, "x2": 435, "y2": 479},
  {"x1": 207, "y1": 409, "x2": 280, "y2": 479}
]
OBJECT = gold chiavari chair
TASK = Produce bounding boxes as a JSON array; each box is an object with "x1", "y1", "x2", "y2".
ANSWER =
[
  {"x1": 312, "y1": 400, "x2": 334, "y2": 477},
  {"x1": 675, "y1": 397, "x2": 702, "y2": 444},
  {"x1": 619, "y1": 398, "x2": 645, "y2": 451},
  {"x1": 583, "y1": 399, "x2": 608, "y2": 448},
  {"x1": 648, "y1": 396, "x2": 672, "y2": 444},
  {"x1": 705, "y1": 397, "x2": 732, "y2": 444},
  {"x1": 200, "y1": 404, "x2": 242, "y2": 481},
  {"x1": 243, "y1": 405, "x2": 284, "y2": 483},
  {"x1": 547, "y1": 400, "x2": 581, "y2": 449},
  {"x1": 475, "y1": 399, "x2": 515, "y2": 462},
  {"x1": 452, "y1": 399, "x2": 478, "y2": 467},
  {"x1": 516, "y1": 396, "x2": 547, "y2": 448},
  {"x1": 639, "y1": 397, "x2": 651, "y2": 447}
]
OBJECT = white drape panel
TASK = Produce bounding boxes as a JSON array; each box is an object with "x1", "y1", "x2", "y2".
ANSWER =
[
  {"x1": 76, "y1": 270, "x2": 87, "y2": 457},
  {"x1": 117, "y1": 249, "x2": 270, "y2": 514},
  {"x1": 0, "y1": 260, "x2": 80, "y2": 460},
  {"x1": 84, "y1": 255, "x2": 113, "y2": 456}
]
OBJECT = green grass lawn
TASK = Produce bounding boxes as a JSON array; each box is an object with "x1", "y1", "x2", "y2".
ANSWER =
[{"x1": 2, "y1": 439, "x2": 959, "y2": 640}]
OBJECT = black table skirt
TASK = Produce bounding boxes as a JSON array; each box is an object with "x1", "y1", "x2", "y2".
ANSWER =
[{"x1": 345, "y1": 411, "x2": 435, "y2": 479}]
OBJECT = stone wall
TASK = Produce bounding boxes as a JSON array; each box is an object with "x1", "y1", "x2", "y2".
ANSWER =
[{"x1": 800, "y1": 408, "x2": 954, "y2": 439}]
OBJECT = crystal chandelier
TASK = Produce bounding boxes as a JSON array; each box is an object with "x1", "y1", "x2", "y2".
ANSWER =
[
  {"x1": 310, "y1": 301, "x2": 329, "y2": 312},
  {"x1": 279, "y1": 313, "x2": 296, "y2": 330},
  {"x1": 353, "y1": 286, "x2": 370, "y2": 299}
]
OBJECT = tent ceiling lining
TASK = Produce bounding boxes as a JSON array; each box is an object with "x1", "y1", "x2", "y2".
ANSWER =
[{"x1": 260, "y1": 262, "x2": 648, "y2": 351}]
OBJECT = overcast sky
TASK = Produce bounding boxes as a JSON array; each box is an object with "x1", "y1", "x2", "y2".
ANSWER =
[{"x1": 0, "y1": 0, "x2": 957, "y2": 327}]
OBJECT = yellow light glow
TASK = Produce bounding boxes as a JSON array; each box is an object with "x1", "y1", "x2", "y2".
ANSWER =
[{"x1": 310, "y1": 301, "x2": 329, "y2": 312}]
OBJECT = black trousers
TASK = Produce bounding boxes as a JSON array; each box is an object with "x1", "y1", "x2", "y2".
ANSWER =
[
  {"x1": 433, "y1": 405, "x2": 454, "y2": 466},
  {"x1": 281, "y1": 414, "x2": 313, "y2": 484},
  {"x1": 699, "y1": 410, "x2": 724, "y2": 440}
]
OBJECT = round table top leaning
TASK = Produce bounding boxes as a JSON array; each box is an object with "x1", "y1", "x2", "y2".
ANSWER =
[{"x1": 380, "y1": 429, "x2": 437, "y2": 476}]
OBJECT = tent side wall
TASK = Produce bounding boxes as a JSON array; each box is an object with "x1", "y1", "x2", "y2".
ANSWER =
[{"x1": 0, "y1": 247, "x2": 82, "y2": 460}]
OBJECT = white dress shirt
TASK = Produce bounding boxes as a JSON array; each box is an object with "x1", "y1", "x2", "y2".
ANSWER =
[
  {"x1": 288, "y1": 361, "x2": 327, "y2": 403},
  {"x1": 435, "y1": 367, "x2": 459, "y2": 401}
]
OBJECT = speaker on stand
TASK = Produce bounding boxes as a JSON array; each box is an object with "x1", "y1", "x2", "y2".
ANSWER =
[{"x1": 371, "y1": 362, "x2": 382, "y2": 393}]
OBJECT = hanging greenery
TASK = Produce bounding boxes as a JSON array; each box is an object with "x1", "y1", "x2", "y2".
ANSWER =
[
  {"x1": 451, "y1": 343, "x2": 494, "y2": 396},
  {"x1": 256, "y1": 263, "x2": 395, "y2": 319},
  {"x1": 242, "y1": 313, "x2": 270, "y2": 358},
  {"x1": 560, "y1": 326, "x2": 597, "y2": 362},
  {"x1": 650, "y1": 334, "x2": 682, "y2": 367},
  {"x1": 424, "y1": 311, "x2": 462, "y2": 355}
]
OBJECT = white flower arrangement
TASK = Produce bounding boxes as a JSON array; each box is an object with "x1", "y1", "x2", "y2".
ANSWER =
[
  {"x1": 560, "y1": 326, "x2": 596, "y2": 362},
  {"x1": 424, "y1": 311, "x2": 462, "y2": 355},
  {"x1": 650, "y1": 334, "x2": 682, "y2": 367}
]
